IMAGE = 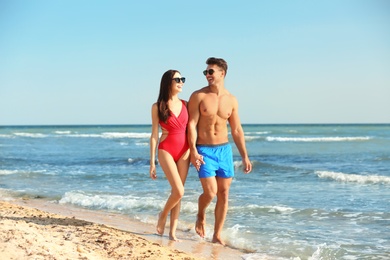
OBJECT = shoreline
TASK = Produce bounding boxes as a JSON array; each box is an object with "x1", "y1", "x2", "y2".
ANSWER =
[{"x1": 0, "y1": 197, "x2": 246, "y2": 259}]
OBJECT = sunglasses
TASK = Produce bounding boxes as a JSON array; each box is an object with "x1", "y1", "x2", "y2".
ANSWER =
[
  {"x1": 172, "y1": 77, "x2": 186, "y2": 83},
  {"x1": 203, "y1": 69, "x2": 216, "y2": 76}
]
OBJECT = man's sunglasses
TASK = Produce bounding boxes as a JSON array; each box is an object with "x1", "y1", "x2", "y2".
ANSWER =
[
  {"x1": 172, "y1": 77, "x2": 186, "y2": 83},
  {"x1": 203, "y1": 69, "x2": 216, "y2": 76}
]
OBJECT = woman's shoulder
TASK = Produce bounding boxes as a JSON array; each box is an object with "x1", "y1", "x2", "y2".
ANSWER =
[{"x1": 151, "y1": 103, "x2": 159, "y2": 114}]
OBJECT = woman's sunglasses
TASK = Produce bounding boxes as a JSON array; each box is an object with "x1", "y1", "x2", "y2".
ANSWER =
[
  {"x1": 203, "y1": 69, "x2": 215, "y2": 76},
  {"x1": 172, "y1": 77, "x2": 186, "y2": 83}
]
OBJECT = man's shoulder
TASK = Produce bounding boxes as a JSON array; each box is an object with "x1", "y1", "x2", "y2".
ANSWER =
[
  {"x1": 190, "y1": 86, "x2": 209, "y2": 98},
  {"x1": 221, "y1": 89, "x2": 236, "y2": 100},
  {"x1": 192, "y1": 86, "x2": 209, "y2": 94}
]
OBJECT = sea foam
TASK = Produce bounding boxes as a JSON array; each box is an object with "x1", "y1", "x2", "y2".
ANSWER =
[
  {"x1": 13, "y1": 132, "x2": 47, "y2": 138},
  {"x1": 266, "y1": 136, "x2": 371, "y2": 142},
  {"x1": 316, "y1": 171, "x2": 390, "y2": 184},
  {"x1": 59, "y1": 191, "x2": 164, "y2": 212},
  {"x1": 0, "y1": 170, "x2": 18, "y2": 175}
]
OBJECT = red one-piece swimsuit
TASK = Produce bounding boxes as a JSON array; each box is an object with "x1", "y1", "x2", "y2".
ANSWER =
[{"x1": 158, "y1": 100, "x2": 189, "y2": 162}]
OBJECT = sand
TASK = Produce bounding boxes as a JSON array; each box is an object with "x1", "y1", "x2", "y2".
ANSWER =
[{"x1": 0, "y1": 198, "x2": 246, "y2": 259}]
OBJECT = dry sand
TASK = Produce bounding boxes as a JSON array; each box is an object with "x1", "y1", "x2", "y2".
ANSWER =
[{"x1": 0, "y1": 199, "x2": 246, "y2": 259}]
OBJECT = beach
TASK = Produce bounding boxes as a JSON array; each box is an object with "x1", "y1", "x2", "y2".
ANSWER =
[
  {"x1": 0, "y1": 199, "x2": 196, "y2": 259},
  {"x1": 1, "y1": 124, "x2": 389, "y2": 259},
  {"x1": 0, "y1": 198, "x2": 245, "y2": 260}
]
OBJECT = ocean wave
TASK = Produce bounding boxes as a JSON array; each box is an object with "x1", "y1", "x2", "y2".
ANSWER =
[
  {"x1": 0, "y1": 134, "x2": 13, "y2": 138},
  {"x1": 245, "y1": 131, "x2": 270, "y2": 135},
  {"x1": 135, "y1": 142, "x2": 149, "y2": 146},
  {"x1": 316, "y1": 171, "x2": 390, "y2": 184},
  {"x1": 101, "y1": 132, "x2": 150, "y2": 139},
  {"x1": 68, "y1": 132, "x2": 150, "y2": 139},
  {"x1": 13, "y1": 132, "x2": 47, "y2": 138},
  {"x1": 234, "y1": 159, "x2": 272, "y2": 170},
  {"x1": 54, "y1": 131, "x2": 72, "y2": 134},
  {"x1": 0, "y1": 169, "x2": 54, "y2": 176},
  {"x1": 127, "y1": 157, "x2": 150, "y2": 166},
  {"x1": 230, "y1": 204, "x2": 295, "y2": 214},
  {"x1": 233, "y1": 160, "x2": 243, "y2": 169},
  {"x1": 0, "y1": 170, "x2": 18, "y2": 175},
  {"x1": 244, "y1": 136, "x2": 262, "y2": 141},
  {"x1": 59, "y1": 191, "x2": 162, "y2": 211},
  {"x1": 8, "y1": 132, "x2": 150, "y2": 139},
  {"x1": 266, "y1": 136, "x2": 371, "y2": 142}
]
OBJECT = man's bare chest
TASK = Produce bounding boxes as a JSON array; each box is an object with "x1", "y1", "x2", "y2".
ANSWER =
[{"x1": 199, "y1": 96, "x2": 233, "y2": 120}]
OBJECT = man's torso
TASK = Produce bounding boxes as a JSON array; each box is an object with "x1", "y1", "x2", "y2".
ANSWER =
[{"x1": 196, "y1": 87, "x2": 234, "y2": 145}]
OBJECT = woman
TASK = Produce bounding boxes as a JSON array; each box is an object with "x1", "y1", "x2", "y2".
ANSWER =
[{"x1": 149, "y1": 69, "x2": 190, "y2": 241}]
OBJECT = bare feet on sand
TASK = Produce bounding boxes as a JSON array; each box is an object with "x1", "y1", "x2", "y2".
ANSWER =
[
  {"x1": 169, "y1": 233, "x2": 180, "y2": 242},
  {"x1": 212, "y1": 235, "x2": 226, "y2": 246},
  {"x1": 195, "y1": 217, "x2": 205, "y2": 238},
  {"x1": 195, "y1": 217, "x2": 226, "y2": 245},
  {"x1": 156, "y1": 212, "x2": 166, "y2": 236}
]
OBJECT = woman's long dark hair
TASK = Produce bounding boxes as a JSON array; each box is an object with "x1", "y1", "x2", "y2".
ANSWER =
[{"x1": 157, "y1": 69, "x2": 179, "y2": 122}]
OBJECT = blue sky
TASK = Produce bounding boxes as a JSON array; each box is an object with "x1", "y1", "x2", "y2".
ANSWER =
[{"x1": 1, "y1": 0, "x2": 389, "y2": 125}]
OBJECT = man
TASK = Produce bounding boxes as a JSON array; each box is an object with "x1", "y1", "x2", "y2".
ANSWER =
[{"x1": 187, "y1": 57, "x2": 252, "y2": 245}]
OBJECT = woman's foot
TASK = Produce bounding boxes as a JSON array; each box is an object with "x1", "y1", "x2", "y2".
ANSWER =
[
  {"x1": 169, "y1": 233, "x2": 180, "y2": 241},
  {"x1": 212, "y1": 234, "x2": 226, "y2": 246},
  {"x1": 156, "y1": 212, "x2": 166, "y2": 236}
]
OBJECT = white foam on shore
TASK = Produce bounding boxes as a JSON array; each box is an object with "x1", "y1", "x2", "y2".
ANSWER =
[{"x1": 59, "y1": 191, "x2": 163, "y2": 211}]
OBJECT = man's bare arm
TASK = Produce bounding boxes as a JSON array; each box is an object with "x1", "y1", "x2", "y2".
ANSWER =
[
  {"x1": 229, "y1": 97, "x2": 252, "y2": 173},
  {"x1": 187, "y1": 92, "x2": 205, "y2": 170}
]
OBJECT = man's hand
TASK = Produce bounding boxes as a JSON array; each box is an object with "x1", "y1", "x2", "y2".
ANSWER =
[
  {"x1": 191, "y1": 152, "x2": 205, "y2": 171},
  {"x1": 242, "y1": 157, "x2": 252, "y2": 174}
]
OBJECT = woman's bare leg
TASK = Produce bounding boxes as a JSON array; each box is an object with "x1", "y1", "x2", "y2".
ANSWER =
[{"x1": 156, "y1": 150, "x2": 188, "y2": 237}]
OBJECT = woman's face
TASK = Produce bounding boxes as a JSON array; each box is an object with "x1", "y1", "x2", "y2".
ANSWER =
[{"x1": 171, "y1": 72, "x2": 185, "y2": 94}]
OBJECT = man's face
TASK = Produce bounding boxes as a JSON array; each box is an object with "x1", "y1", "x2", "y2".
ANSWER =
[{"x1": 204, "y1": 65, "x2": 224, "y2": 86}]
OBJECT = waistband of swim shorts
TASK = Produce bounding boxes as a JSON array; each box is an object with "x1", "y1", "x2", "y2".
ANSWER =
[{"x1": 196, "y1": 142, "x2": 229, "y2": 148}]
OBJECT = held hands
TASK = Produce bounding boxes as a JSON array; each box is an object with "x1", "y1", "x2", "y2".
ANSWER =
[
  {"x1": 149, "y1": 165, "x2": 157, "y2": 180},
  {"x1": 191, "y1": 153, "x2": 205, "y2": 171}
]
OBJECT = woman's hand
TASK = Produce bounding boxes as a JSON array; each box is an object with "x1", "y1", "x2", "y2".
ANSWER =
[{"x1": 149, "y1": 165, "x2": 157, "y2": 180}]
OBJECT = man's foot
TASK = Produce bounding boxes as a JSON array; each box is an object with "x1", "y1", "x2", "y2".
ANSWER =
[
  {"x1": 195, "y1": 217, "x2": 206, "y2": 238},
  {"x1": 212, "y1": 234, "x2": 226, "y2": 246},
  {"x1": 156, "y1": 212, "x2": 166, "y2": 236}
]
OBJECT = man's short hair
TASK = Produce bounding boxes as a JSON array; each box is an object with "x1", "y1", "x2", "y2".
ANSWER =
[{"x1": 206, "y1": 57, "x2": 228, "y2": 76}]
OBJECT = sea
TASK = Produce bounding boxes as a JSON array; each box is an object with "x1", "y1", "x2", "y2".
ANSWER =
[{"x1": 1, "y1": 124, "x2": 389, "y2": 259}]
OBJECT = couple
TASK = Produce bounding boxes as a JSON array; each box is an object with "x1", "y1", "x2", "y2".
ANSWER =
[{"x1": 149, "y1": 57, "x2": 252, "y2": 245}]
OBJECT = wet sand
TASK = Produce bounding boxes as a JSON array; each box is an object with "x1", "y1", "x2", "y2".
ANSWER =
[{"x1": 0, "y1": 198, "x2": 246, "y2": 259}]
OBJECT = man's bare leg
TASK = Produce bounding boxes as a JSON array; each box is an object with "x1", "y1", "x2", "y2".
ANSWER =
[
  {"x1": 195, "y1": 177, "x2": 217, "y2": 238},
  {"x1": 212, "y1": 177, "x2": 232, "y2": 245}
]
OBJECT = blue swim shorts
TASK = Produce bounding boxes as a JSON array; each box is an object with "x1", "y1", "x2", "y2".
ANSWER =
[{"x1": 196, "y1": 143, "x2": 234, "y2": 179}]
